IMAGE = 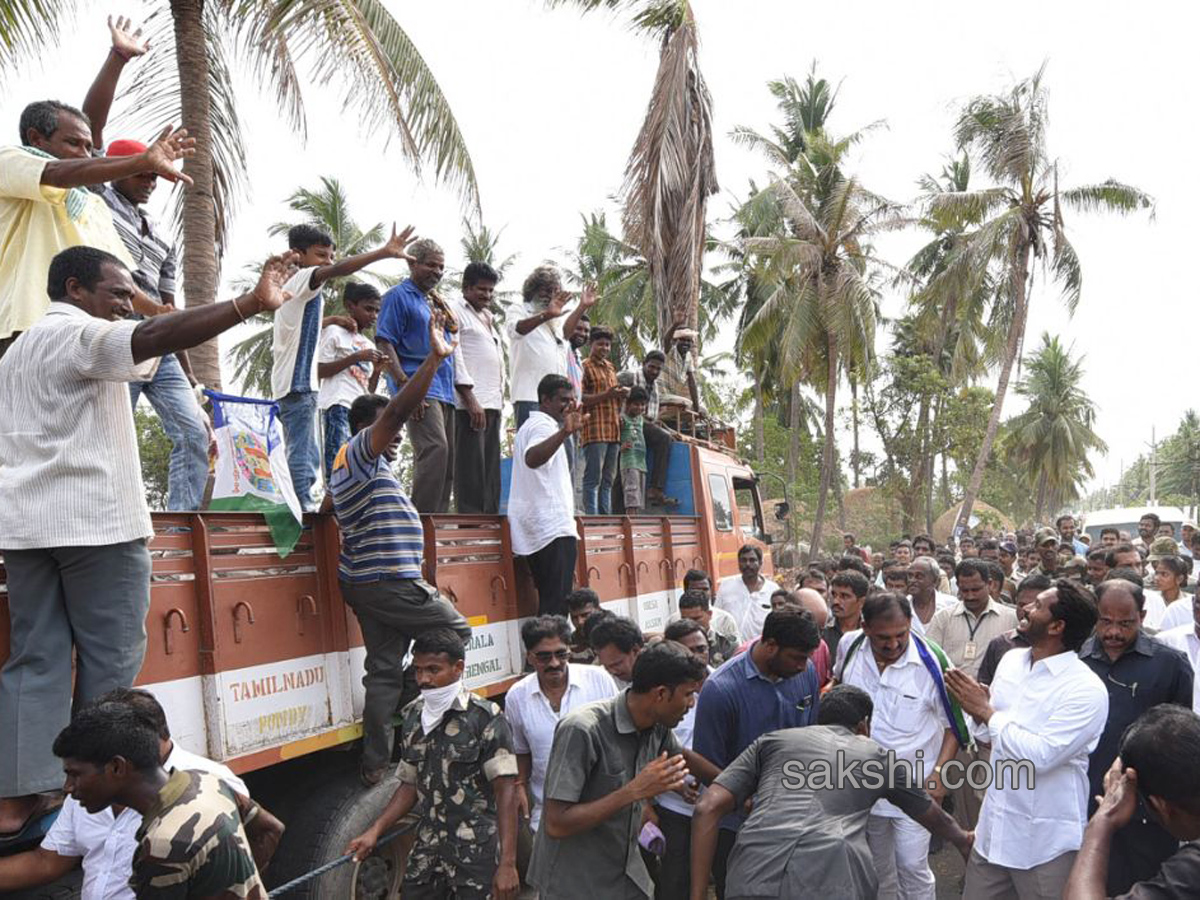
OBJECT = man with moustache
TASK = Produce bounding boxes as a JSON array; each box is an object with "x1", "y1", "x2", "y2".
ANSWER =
[
  {"x1": 976, "y1": 573, "x2": 1052, "y2": 686},
  {"x1": 452, "y1": 261, "x2": 504, "y2": 513}
]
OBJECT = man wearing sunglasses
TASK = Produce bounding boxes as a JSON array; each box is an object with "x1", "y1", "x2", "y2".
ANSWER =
[{"x1": 503, "y1": 616, "x2": 618, "y2": 880}]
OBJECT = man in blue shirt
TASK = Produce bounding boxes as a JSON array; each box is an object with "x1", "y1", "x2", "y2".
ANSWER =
[
  {"x1": 692, "y1": 609, "x2": 822, "y2": 899},
  {"x1": 375, "y1": 238, "x2": 461, "y2": 513}
]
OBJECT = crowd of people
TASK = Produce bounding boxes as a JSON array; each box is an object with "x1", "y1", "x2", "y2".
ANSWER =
[{"x1": 5, "y1": 16, "x2": 1200, "y2": 900}]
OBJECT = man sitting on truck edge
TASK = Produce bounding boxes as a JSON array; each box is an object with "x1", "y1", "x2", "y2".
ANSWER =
[
  {"x1": 0, "y1": 247, "x2": 297, "y2": 835},
  {"x1": 51, "y1": 702, "x2": 266, "y2": 898},
  {"x1": 510, "y1": 373, "x2": 589, "y2": 617},
  {"x1": 328, "y1": 312, "x2": 472, "y2": 787},
  {"x1": 349, "y1": 629, "x2": 521, "y2": 900},
  {"x1": 0, "y1": 688, "x2": 283, "y2": 896}
]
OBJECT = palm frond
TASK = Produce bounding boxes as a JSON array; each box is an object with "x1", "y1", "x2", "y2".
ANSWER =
[
  {"x1": 0, "y1": 0, "x2": 74, "y2": 74},
  {"x1": 1051, "y1": 227, "x2": 1082, "y2": 314},
  {"x1": 1059, "y1": 180, "x2": 1155, "y2": 219}
]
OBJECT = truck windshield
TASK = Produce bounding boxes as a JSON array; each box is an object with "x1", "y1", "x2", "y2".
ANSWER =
[
  {"x1": 708, "y1": 473, "x2": 733, "y2": 531},
  {"x1": 733, "y1": 477, "x2": 766, "y2": 541}
]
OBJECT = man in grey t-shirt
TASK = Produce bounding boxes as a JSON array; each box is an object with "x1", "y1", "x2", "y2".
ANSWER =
[{"x1": 689, "y1": 684, "x2": 973, "y2": 900}]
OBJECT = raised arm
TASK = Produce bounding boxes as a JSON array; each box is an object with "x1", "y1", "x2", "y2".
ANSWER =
[
  {"x1": 561, "y1": 284, "x2": 597, "y2": 340},
  {"x1": 310, "y1": 224, "x2": 415, "y2": 290},
  {"x1": 39, "y1": 125, "x2": 193, "y2": 190},
  {"x1": 514, "y1": 290, "x2": 568, "y2": 336},
  {"x1": 543, "y1": 753, "x2": 688, "y2": 839},
  {"x1": 81, "y1": 16, "x2": 149, "y2": 148},
  {"x1": 130, "y1": 252, "x2": 297, "y2": 363},
  {"x1": 369, "y1": 314, "x2": 457, "y2": 458},
  {"x1": 524, "y1": 402, "x2": 587, "y2": 469}
]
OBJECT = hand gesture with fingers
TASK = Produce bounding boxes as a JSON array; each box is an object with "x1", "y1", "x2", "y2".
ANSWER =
[
  {"x1": 108, "y1": 15, "x2": 149, "y2": 60},
  {"x1": 580, "y1": 284, "x2": 598, "y2": 309},
  {"x1": 250, "y1": 252, "x2": 301, "y2": 312},
  {"x1": 143, "y1": 125, "x2": 196, "y2": 185},
  {"x1": 1096, "y1": 758, "x2": 1140, "y2": 829},
  {"x1": 563, "y1": 401, "x2": 589, "y2": 435},
  {"x1": 629, "y1": 753, "x2": 689, "y2": 800},
  {"x1": 383, "y1": 224, "x2": 417, "y2": 261},
  {"x1": 428, "y1": 312, "x2": 458, "y2": 359},
  {"x1": 546, "y1": 290, "x2": 570, "y2": 317}
]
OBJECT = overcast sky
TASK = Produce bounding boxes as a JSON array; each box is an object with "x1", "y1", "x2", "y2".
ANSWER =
[{"x1": 3, "y1": 0, "x2": 1194, "y2": 496}]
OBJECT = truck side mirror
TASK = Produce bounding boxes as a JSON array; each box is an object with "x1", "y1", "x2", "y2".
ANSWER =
[{"x1": 774, "y1": 501, "x2": 790, "y2": 521}]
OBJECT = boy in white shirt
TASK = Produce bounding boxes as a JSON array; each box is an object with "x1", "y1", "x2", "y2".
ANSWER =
[
  {"x1": 317, "y1": 281, "x2": 384, "y2": 479},
  {"x1": 271, "y1": 223, "x2": 415, "y2": 510}
]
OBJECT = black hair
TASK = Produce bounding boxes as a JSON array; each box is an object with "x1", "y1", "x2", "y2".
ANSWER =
[
  {"x1": 836, "y1": 555, "x2": 872, "y2": 579},
  {"x1": 738, "y1": 544, "x2": 763, "y2": 563},
  {"x1": 537, "y1": 373, "x2": 572, "y2": 402},
  {"x1": 92, "y1": 687, "x2": 169, "y2": 741},
  {"x1": 1096, "y1": 578, "x2": 1145, "y2": 613},
  {"x1": 862, "y1": 591, "x2": 913, "y2": 625},
  {"x1": 412, "y1": 627, "x2": 466, "y2": 663},
  {"x1": 683, "y1": 569, "x2": 710, "y2": 589},
  {"x1": 630, "y1": 640, "x2": 707, "y2": 694},
  {"x1": 1100, "y1": 527, "x2": 1120, "y2": 539},
  {"x1": 985, "y1": 561, "x2": 1006, "y2": 587},
  {"x1": 567, "y1": 588, "x2": 600, "y2": 613},
  {"x1": 589, "y1": 615, "x2": 644, "y2": 654},
  {"x1": 580, "y1": 609, "x2": 615, "y2": 642},
  {"x1": 663, "y1": 618, "x2": 704, "y2": 644},
  {"x1": 626, "y1": 385, "x2": 649, "y2": 405},
  {"x1": 287, "y1": 223, "x2": 335, "y2": 252},
  {"x1": 590, "y1": 325, "x2": 614, "y2": 343},
  {"x1": 52, "y1": 702, "x2": 160, "y2": 772},
  {"x1": 817, "y1": 683, "x2": 874, "y2": 730},
  {"x1": 844, "y1": 532, "x2": 857, "y2": 544},
  {"x1": 830, "y1": 570, "x2": 870, "y2": 599},
  {"x1": 801, "y1": 567, "x2": 828, "y2": 585},
  {"x1": 644, "y1": 350, "x2": 666, "y2": 363},
  {"x1": 343, "y1": 281, "x2": 381, "y2": 305},
  {"x1": 1015, "y1": 573, "x2": 1052, "y2": 596},
  {"x1": 1107, "y1": 567, "x2": 1145, "y2": 589},
  {"x1": 1049, "y1": 580, "x2": 1099, "y2": 653},
  {"x1": 521, "y1": 615, "x2": 571, "y2": 651},
  {"x1": 1106, "y1": 542, "x2": 1139, "y2": 569},
  {"x1": 1119, "y1": 705, "x2": 1200, "y2": 807},
  {"x1": 955, "y1": 558, "x2": 992, "y2": 583},
  {"x1": 462, "y1": 260, "x2": 499, "y2": 289},
  {"x1": 761, "y1": 609, "x2": 820, "y2": 652},
  {"x1": 912, "y1": 534, "x2": 934, "y2": 551},
  {"x1": 677, "y1": 589, "x2": 711, "y2": 612},
  {"x1": 348, "y1": 393, "x2": 389, "y2": 435},
  {"x1": 1086, "y1": 547, "x2": 1109, "y2": 562},
  {"x1": 1157, "y1": 556, "x2": 1189, "y2": 580},
  {"x1": 47, "y1": 246, "x2": 127, "y2": 301},
  {"x1": 1055, "y1": 514, "x2": 1075, "y2": 529},
  {"x1": 979, "y1": 539, "x2": 1000, "y2": 552},
  {"x1": 20, "y1": 99, "x2": 89, "y2": 144},
  {"x1": 1140, "y1": 513, "x2": 1162, "y2": 529},
  {"x1": 959, "y1": 535, "x2": 977, "y2": 546}
]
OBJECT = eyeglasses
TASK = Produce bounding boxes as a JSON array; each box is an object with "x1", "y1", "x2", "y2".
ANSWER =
[{"x1": 534, "y1": 650, "x2": 570, "y2": 663}]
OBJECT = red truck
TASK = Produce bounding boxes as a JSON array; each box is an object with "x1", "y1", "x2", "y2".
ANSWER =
[{"x1": 0, "y1": 436, "x2": 777, "y2": 897}]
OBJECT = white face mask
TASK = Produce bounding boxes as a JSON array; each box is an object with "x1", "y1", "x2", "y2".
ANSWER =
[{"x1": 420, "y1": 680, "x2": 463, "y2": 735}]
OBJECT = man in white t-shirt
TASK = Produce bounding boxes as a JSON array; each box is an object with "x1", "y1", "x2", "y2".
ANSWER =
[
  {"x1": 271, "y1": 223, "x2": 415, "y2": 510},
  {"x1": 510, "y1": 374, "x2": 587, "y2": 617},
  {"x1": 508, "y1": 266, "x2": 594, "y2": 429},
  {"x1": 316, "y1": 281, "x2": 384, "y2": 480},
  {"x1": 714, "y1": 545, "x2": 780, "y2": 640},
  {"x1": 0, "y1": 688, "x2": 282, "y2": 898}
]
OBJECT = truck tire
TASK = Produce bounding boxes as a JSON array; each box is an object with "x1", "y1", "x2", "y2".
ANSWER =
[{"x1": 267, "y1": 773, "x2": 409, "y2": 900}]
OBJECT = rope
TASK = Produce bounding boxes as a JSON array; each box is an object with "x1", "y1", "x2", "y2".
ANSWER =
[{"x1": 267, "y1": 824, "x2": 413, "y2": 898}]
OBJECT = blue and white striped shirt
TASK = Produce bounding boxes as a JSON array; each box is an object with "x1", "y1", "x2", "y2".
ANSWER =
[{"x1": 330, "y1": 426, "x2": 423, "y2": 582}]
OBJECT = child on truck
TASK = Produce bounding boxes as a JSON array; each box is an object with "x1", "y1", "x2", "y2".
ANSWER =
[
  {"x1": 317, "y1": 281, "x2": 385, "y2": 479},
  {"x1": 620, "y1": 386, "x2": 649, "y2": 514}
]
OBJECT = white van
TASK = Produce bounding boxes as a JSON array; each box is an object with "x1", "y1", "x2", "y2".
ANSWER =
[{"x1": 1081, "y1": 506, "x2": 1189, "y2": 543}]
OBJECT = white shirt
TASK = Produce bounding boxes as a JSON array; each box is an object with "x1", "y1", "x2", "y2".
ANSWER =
[
  {"x1": 504, "y1": 663, "x2": 618, "y2": 831},
  {"x1": 656, "y1": 667, "x2": 714, "y2": 819},
  {"x1": 838, "y1": 631, "x2": 947, "y2": 818},
  {"x1": 1156, "y1": 624, "x2": 1200, "y2": 713},
  {"x1": 270, "y1": 266, "x2": 322, "y2": 400},
  {"x1": 452, "y1": 296, "x2": 505, "y2": 410},
  {"x1": 1156, "y1": 596, "x2": 1192, "y2": 633},
  {"x1": 1142, "y1": 589, "x2": 1169, "y2": 630},
  {"x1": 40, "y1": 744, "x2": 248, "y2": 900},
  {"x1": 0, "y1": 303, "x2": 158, "y2": 548},
  {"x1": 508, "y1": 303, "x2": 566, "y2": 403},
  {"x1": 316, "y1": 323, "x2": 376, "y2": 411},
  {"x1": 971, "y1": 648, "x2": 1108, "y2": 870},
  {"x1": 666, "y1": 605, "x2": 742, "y2": 645},
  {"x1": 714, "y1": 576, "x2": 780, "y2": 641},
  {"x1": 509, "y1": 411, "x2": 577, "y2": 556}
]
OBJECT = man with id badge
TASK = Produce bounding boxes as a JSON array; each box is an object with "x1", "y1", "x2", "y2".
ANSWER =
[{"x1": 926, "y1": 559, "x2": 1018, "y2": 829}]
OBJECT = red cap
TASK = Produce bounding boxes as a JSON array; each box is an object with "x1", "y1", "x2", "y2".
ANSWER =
[{"x1": 106, "y1": 139, "x2": 147, "y2": 157}]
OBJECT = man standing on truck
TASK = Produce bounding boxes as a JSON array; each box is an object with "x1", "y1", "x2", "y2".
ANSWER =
[
  {"x1": 510, "y1": 373, "x2": 589, "y2": 617},
  {"x1": 328, "y1": 313, "x2": 472, "y2": 786},
  {"x1": 349, "y1": 629, "x2": 521, "y2": 900},
  {"x1": 0, "y1": 247, "x2": 297, "y2": 836}
]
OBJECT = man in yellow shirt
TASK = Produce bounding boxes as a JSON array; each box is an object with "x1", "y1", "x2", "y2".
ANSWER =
[{"x1": 0, "y1": 100, "x2": 193, "y2": 357}]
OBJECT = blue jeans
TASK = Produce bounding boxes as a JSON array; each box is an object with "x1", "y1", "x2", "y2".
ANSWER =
[
  {"x1": 322, "y1": 405, "x2": 351, "y2": 481},
  {"x1": 129, "y1": 353, "x2": 208, "y2": 511},
  {"x1": 279, "y1": 390, "x2": 320, "y2": 511},
  {"x1": 581, "y1": 442, "x2": 619, "y2": 514}
]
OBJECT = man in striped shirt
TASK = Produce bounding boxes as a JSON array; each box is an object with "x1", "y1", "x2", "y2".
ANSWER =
[{"x1": 329, "y1": 313, "x2": 472, "y2": 786}]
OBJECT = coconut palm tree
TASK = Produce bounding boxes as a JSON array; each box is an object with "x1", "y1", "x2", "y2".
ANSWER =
[
  {"x1": 926, "y1": 65, "x2": 1153, "y2": 534},
  {"x1": 1004, "y1": 333, "x2": 1106, "y2": 519},
  {"x1": 0, "y1": 2, "x2": 479, "y2": 387},
  {"x1": 227, "y1": 176, "x2": 389, "y2": 396},
  {"x1": 550, "y1": 0, "x2": 717, "y2": 339}
]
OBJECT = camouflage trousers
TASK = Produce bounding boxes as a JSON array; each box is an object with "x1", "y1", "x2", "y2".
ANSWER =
[{"x1": 404, "y1": 845, "x2": 495, "y2": 899}]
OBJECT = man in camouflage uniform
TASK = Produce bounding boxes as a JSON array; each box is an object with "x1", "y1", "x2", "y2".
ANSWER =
[
  {"x1": 349, "y1": 628, "x2": 520, "y2": 900},
  {"x1": 1032, "y1": 527, "x2": 1063, "y2": 578},
  {"x1": 50, "y1": 701, "x2": 263, "y2": 898}
]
